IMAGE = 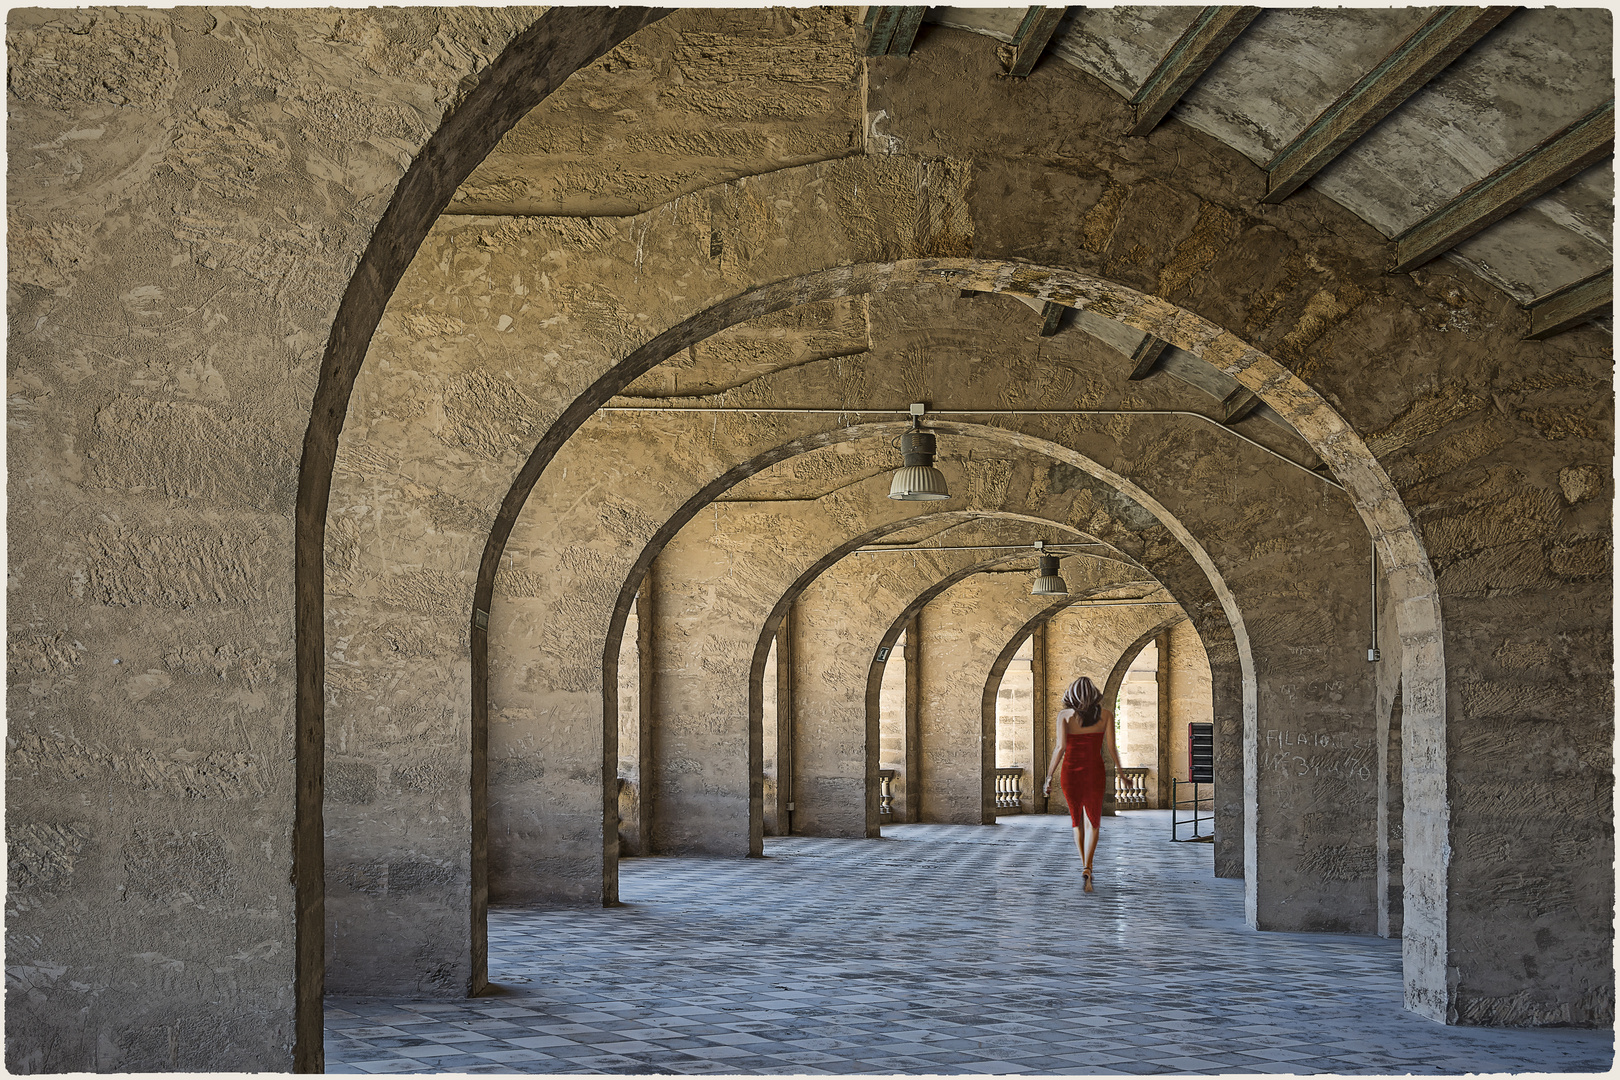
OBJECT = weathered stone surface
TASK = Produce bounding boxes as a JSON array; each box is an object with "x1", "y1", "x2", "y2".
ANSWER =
[
  {"x1": 9, "y1": 9, "x2": 1611, "y2": 1068},
  {"x1": 7, "y1": 5, "x2": 554, "y2": 1068}
]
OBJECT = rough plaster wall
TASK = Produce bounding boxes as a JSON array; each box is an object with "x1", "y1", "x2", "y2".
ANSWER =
[
  {"x1": 452, "y1": 7, "x2": 865, "y2": 216},
  {"x1": 5, "y1": 5, "x2": 546, "y2": 1067}
]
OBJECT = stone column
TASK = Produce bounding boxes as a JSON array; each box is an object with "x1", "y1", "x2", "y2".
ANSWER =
[
  {"x1": 791, "y1": 592, "x2": 879, "y2": 838},
  {"x1": 904, "y1": 617, "x2": 923, "y2": 823},
  {"x1": 1155, "y1": 630, "x2": 1173, "y2": 809},
  {"x1": 1031, "y1": 622, "x2": 1051, "y2": 815},
  {"x1": 647, "y1": 534, "x2": 756, "y2": 856}
]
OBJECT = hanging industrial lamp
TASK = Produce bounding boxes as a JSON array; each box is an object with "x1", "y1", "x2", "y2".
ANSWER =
[
  {"x1": 888, "y1": 403, "x2": 950, "y2": 501},
  {"x1": 1030, "y1": 541, "x2": 1068, "y2": 595}
]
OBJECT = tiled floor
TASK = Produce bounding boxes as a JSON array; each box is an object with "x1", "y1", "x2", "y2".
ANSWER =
[{"x1": 326, "y1": 811, "x2": 1614, "y2": 1074}]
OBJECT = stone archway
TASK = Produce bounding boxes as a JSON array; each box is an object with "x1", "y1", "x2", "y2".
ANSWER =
[
  {"x1": 462, "y1": 256, "x2": 1440, "y2": 1009},
  {"x1": 288, "y1": 9, "x2": 669, "y2": 1064}
]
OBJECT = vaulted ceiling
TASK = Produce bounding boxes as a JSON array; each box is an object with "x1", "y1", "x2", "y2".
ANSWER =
[{"x1": 920, "y1": 5, "x2": 1613, "y2": 335}]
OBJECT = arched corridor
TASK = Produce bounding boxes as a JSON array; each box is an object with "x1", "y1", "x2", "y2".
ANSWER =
[
  {"x1": 325, "y1": 817, "x2": 1612, "y2": 1074},
  {"x1": 7, "y1": 6, "x2": 1611, "y2": 1071}
]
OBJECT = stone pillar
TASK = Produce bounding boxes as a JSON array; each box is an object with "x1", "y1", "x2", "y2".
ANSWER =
[
  {"x1": 617, "y1": 590, "x2": 649, "y2": 856},
  {"x1": 775, "y1": 618, "x2": 796, "y2": 835},
  {"x1": 917, "y1": 602, "x2": 992, "y2": 824},
  {"x1": 1155, "y1": 630, "x2": 1172, "y2": 809},
  {"x1": 761, "y1": 636, "x2": 781, "y2": 836},
  {"x1": 916, "y1": 573, "x2": 1068, "y2": 825},
  {"x1": 904, "y1": 617, "x2": 923, "y2": 823},
  {"x1": 791, "y1": 592, "x2": 877, "y2": 838},
  {"x1": 647, "y1": 537, "x2": 754, "y2": 856},
  {"x1": 1031, "y1": 623, "x2": 1051, "y2": 815},
  {"x1": 1378, "y1": 685, "x2": 1405, "y2": 939}
]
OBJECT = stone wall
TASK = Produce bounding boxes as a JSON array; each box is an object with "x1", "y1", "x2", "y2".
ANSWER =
[
  {"x1": 9, "y1": 11, "x2": 1610, "y2": 1069},
  {"x1": 5, "y1": 6, "x2": 555, "y2": 1068}
]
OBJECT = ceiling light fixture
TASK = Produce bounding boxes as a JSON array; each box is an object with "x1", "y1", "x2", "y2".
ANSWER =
[
  {"x1": 1030, "y1": 540, "x2": 1068, "y2": 595},
  {"x1": 888, "y1": 403, "x2": 950, "y2": 501}
]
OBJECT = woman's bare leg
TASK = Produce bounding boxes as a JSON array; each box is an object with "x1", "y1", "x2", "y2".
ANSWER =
[
  {"x1": 1081, "y1": 816, "x2": 1099, "y2": 871},
  {"x1": 1071, "y1": 825, "x2": 1084, "y2": 857}
]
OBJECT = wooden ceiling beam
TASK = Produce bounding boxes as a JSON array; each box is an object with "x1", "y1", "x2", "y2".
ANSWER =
[
  {"x1": 864, "y1": 6, "x2": 928, "y2": 58},
  {"x1": 998, "y1": 7, "x2": 1069, "y2": 78},
  {"x1": 1526, "y1": 267, "x2": 1613, "y2": 340},
  {"x1": 1127, "y1": 6, "x2": 1260, "y2": 137},
  {"x1": 1262, "y1": 7, "x2": 1515, "y2": 204},
  {"x1": 1393, "y1": 100, "x2": 1615, "y2": 273}
]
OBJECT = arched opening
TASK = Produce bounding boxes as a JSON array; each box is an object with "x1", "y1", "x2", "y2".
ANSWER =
[{"x1": 305, "y1": 24, "x2": 1449, "y2": 1046}]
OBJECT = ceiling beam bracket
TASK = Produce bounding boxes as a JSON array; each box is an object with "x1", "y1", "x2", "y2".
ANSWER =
[
  {"x1": 1127, "y1": 336, "x2": 1169, "y2": 380},
  {"x1": 1262, "y1": 6, "x2": 1515, "y2": 203},
  {"x1": 1526, "y1": 267, "x2": 1613, "y2": 340},
  {"x1": 1127, "y1": 6, "x2": 1261, "y2": 137},
  {"x1": 998, "y1": 7, "x2": 1068, "y2": 78},
  {"x1": 1221, "y1": 387, "x2": 1262, "y2": 425},
  {"x1": 1393, "y1": 99, "x2": 1616, "y2": 274}
]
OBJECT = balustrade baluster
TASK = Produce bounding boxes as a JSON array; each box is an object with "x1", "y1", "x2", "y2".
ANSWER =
[{"x1": 1115, "y1": 766, "x2": 1151, "y2": 810}]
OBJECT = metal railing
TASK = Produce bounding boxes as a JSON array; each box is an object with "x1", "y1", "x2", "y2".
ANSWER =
[
  {"x1": 878, "y1": 769, "x2": 896, "y2": 816},
  {"x1": 1115, "y1": 767, "x2": 1150, "y2": 809},
  {"x1": 1172, "y1": 778, "x2": 1215, "y2": 841},
  {"x1": 994, "y1": 767, "x2": 1024, "y2": 811}
]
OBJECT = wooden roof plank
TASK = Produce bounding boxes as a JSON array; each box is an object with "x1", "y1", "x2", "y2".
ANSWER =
[
  {"x1": 1394, "y1": 100, "x2": 1615, "y2": 273},
  {"x1": 1263, "y1": 7, "x2": 1516, "y2": 204},
  {"x1": 1127, "y1": 6, "x2": 1261, "y2": 137},
  {"x1": 1526, "y1": 267, "x2": 1613, "y2": 340}
]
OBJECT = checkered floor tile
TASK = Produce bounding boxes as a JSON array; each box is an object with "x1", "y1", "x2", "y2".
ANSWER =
[{"x1": 326, "y1": 811, "x2": 1613, "y2": 1074}]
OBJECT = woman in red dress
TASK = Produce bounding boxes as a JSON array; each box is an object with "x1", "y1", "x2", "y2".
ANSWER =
[{"x1": 1041, "y1": 676, "x2": 1119, "y2": 892}]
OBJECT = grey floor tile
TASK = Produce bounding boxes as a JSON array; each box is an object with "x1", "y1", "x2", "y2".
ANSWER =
[{"x1": 326, "y1": 813, "x2": 1615, "y2": 1076}]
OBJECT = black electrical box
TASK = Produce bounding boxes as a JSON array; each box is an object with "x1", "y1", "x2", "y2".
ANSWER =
[{"x1": 1188, "y1": 722, "x2": 1215, "y2": 783}]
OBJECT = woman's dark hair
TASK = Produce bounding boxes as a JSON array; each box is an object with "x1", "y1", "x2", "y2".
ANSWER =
[{"x1": 1063, "y1": 676, "x2": 1103, "y2": 727}]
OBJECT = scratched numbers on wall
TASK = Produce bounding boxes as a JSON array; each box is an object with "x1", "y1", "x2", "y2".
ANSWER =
[{"x1": 1261, "y1": 730, "x2": 1374, "y2": 781}]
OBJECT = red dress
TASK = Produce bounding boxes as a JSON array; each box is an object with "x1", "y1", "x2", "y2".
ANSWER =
[{"x1": 1060, "y1": 729, "x2": 1105, "y2": 831}]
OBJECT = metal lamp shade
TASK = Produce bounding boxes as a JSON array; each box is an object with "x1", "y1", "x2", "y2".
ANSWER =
[
  {"x1": 888, "y1": 464, "x2": 951, "y2": 500},
  {"x1": 888, "y1": 428, "x2": 951, "y2": 500},
  {"x1": 1031, "y1": 554, "x2": 1067, "y2": 595}
]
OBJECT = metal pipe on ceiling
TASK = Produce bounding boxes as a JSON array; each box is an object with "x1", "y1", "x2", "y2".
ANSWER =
[{"x1": 595, "y1": 404, "x2": 1343, "y2": 490}]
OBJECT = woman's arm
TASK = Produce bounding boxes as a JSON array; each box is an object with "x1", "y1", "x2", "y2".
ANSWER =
[
  {"x1": 1102, "y1": 709, "x2": 1120, "y2": 770},
  {"x1": 1042, "y1": 709, "x2": 1072, "y2": 795}
]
